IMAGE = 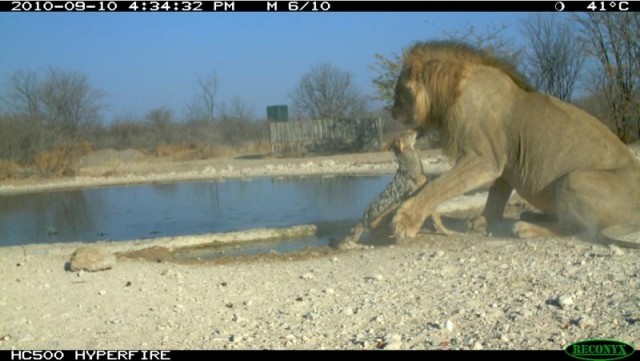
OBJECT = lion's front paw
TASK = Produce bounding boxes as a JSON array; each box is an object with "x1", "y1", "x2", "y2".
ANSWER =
[{"x1": 392, "y1": 203, "x2": 422, "y2": 241}]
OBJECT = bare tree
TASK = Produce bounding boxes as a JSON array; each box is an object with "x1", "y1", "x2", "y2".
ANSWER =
[
  {"x1": 290, "y1": 63, "x2": 368, "y2": 120},
  {"x1": 522, "y1": 15, "x2": 585, "y2": 101},
  {"x1": 38, "y1": 68, "x2": 105, "y2": 139},
  {"x1": 146, "y1": 107, "x2": 174, "y2": 128},
  {"x1": 576, "y1": 13, "x2": 640, "y2": 142},
  {"x1": 443, "y1": 23, "x2": 525, "y2": 65},
  {"x1": 184, "y1": 71, "x2": 222, "y2": 152},
  {"x1": 1, "y1": 68, "x2": 104, "y2": 160},
  {"x1": 4, "y1": 70, "x2": 41, "y2": 118},
  {"x1": 219, "y1": 96, "x2": 255, "y2": 121},
  {"x1": 146, "y1": 107, "x2": 175, "y2": 144},
  {"x1": 187, "y1": 72, "x2": 220, "y2": 123}
]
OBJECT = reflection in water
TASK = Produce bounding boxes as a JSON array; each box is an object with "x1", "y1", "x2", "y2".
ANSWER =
[
  {"x1": 0, "y1": 175, "x2": 391, "y2": 247},
  {"x1": 0, "y1": 190, "x2": 103, "y2": 245}
]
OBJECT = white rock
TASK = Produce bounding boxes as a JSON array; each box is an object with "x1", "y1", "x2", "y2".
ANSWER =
[
  {"x1": 444, "y1": 320, "x2": 454, "y2": 331},
  {"x1": 609, "y1": 245, "x2": 625, "y2": 256},
  {"x1": 383, "y1": 334, "x2": 402, "y2": 350},
  {"x1": 558, "y1": 294, "x2": 574, "y2": 309}
]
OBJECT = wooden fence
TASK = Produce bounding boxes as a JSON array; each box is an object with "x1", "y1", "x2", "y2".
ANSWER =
[{"x1": 268, "y1": 118, "x2": 383, "y2": 153}]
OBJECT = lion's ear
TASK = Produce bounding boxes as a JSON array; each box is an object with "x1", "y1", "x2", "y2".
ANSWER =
[{"x1": 410, "y1": 59, "x2": 423, "y2": 79}]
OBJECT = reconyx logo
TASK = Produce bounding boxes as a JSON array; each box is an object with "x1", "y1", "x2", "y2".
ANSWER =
[{"x1": 565, "y1": 339, "x2": 635, "y2": 361}]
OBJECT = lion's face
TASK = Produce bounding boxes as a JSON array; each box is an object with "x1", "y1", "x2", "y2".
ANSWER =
[{"x1": 391, "y1": 62, "x2": 428, "y2": 129}]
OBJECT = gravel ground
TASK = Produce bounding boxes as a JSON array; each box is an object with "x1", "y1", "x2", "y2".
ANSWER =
[
  {"x1": 1, "y1": 150, "x2": 639, "y2": 350},
  {"x1": 1, "y1": 235, "x2": 639, "y2": 350}
]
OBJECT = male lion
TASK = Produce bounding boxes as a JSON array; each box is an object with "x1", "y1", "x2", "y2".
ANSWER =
[{"x1": 390, "y1": 40, "x2": 640, "y2": 244}]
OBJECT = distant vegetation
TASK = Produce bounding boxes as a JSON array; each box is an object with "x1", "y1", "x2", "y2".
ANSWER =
[{"x1": 1, "y1": 13, "x2": 638, "y2": 180}]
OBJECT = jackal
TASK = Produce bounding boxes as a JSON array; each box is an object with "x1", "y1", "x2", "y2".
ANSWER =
[{"x1": 336, "y1": 130, "x2": 451, "y2": 248}]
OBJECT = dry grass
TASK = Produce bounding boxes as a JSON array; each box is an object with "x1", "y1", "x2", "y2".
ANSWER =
[
  {"x1": 33, "y1": 142, "x2": 93, "y2": 178},
  {"x1": 155, "y1": 142, "x2": 270, "y2": 161},
  {"x1": 0, "y1": 160, "x2": 24, "y2": 179},
  {"x1": 155, "y1": 143, "x2": 235, "y2": 160}
]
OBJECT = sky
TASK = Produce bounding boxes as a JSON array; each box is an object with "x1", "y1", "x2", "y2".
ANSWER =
[{"x1": 0, "y1": 9, "x2": 536, "y2": 122}]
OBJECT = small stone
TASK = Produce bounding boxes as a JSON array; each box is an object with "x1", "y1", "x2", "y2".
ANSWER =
[
  {"x1": 69, "y1": 247, "x2": 116, "y2": 272},
  {"x1": 324, "y1": 288, "x2": 335, "y2": 294},
  {"x1": 432, "y1": 250, "x2": 445, "y2": 257},
  {"x1": 609, "y1": 245, "x2": 624, "y2": 256},
  {"x1": 301, "y1": 272, "x2": 314, "y2": 280},
  {"x1": 383, "y1": 334, "x2": 402, "y2": 350},
  {"x1": 303, "y1": 312, "x2": 318, "y2": 320},
  {"x1": 161, "y1": 269, "x2": 175, "y2": 276},
  {"x1": 444, "y1": 320, "x2": 454, "y2": 331},
  {"x1": 98, "y1": 290, "x2": 106, "y2": 295},
  {"x1": 558, "y1": 294, "x2": 574, "y2": 309},
  {"x1": 342, "y1": 307, "x2": 354, "y2": 316},
  {"x1": 575, "y1": 315, "x2": 596, "y2": 329},
  {"x1": 473, "y1": 342, "x2": 483, "y2": 350}
]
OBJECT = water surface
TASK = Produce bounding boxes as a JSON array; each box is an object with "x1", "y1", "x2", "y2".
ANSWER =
[{"x1": 0, "y1": 175, "x2": 392, "y2": 249}]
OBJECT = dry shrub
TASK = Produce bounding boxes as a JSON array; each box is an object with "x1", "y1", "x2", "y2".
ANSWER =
[
  {"x1": 34, "y1": 143, "x2": 91, "y2": 178},
  {"x1": 0, "y1": 160, "x2": 24, "y2": 179},
  {"x1": 236, "y1": 141, "x2": 271, "y2": 154},
  {"x1": 76, "y1": 140, "x2": 94, "y2": 154},
  {"x1": 156, "y1": 143, "x2": 191, "y2": 158},
  {"x1": 102, "y1": 157, "x2": 122, "y2": 177},
  {"x1": 155, "y1": 143, "x2": 237, "y2": 161}
]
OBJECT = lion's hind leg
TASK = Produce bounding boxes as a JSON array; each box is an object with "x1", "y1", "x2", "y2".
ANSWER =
[{"x1": 515, "y1": 167, "x2": 640, "y2": 240}]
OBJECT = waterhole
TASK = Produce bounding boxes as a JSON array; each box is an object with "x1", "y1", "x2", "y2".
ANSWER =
[{"x1": 0, "y1": 175, "x2": 393, "y2": 256}]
